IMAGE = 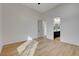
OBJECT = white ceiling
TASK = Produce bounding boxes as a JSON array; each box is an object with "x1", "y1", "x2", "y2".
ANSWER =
[{"x1": 22, "y1": 3, "x2": 60, "y2": 13}]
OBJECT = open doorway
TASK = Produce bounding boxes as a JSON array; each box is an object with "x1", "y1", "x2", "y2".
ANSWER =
[{"x1": 53, "y1": 17, "x2": 60, "y2": 40}]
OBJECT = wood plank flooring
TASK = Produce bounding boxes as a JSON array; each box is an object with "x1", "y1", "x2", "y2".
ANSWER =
[
  {"x1": 34, "y1": 38, "x2": 79, "y2": 56},
  {"x1": 1, "y1": 41, "x2": 26, "y2": 56},
  {"x1": 0, "y1": 37, "x2": 79, "y2": 56}
]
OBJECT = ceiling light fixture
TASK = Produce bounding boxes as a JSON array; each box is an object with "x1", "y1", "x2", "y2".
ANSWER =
[{"x1": 38, "y1": 3, "x2": 40, "y2": 5}]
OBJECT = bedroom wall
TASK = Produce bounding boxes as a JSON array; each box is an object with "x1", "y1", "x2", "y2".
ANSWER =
[
  {"x1": 43, "y1": 18, "x2": 53, "y2": 40},
  {"x1": 2, "y1": 4, "x2": 40, "y2": 45},
  {"x1": 0, "y1": 4, "x2": 2, "y2": 53},
  {"x1": 38, "y1": 20, "x2": 44, "y2": 37},
  {"x1": 42, "y1": 3, "x2": 79, "y2": 45},
  {"x1": 2, "y1": 3, "x2": 79, "y2": 46},
  {"x1": 38, "y1": 20, "x2": 47, "y2": 37}
]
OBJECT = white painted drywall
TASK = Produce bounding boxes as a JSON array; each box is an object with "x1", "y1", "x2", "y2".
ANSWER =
[
  {"x1": 2, "y1": 3, "x2": 79, "y2": 46},
  {"x1": 38, "y1": 20, "x2": 44, "y2": 37},
  {"x1": 38, "y1": 20, "x2": 47, "y2": 37},
  {"x1": 44, "y1": 18, "x2": 53, "y2": 40},
  {"x1": 42, "y1": 3, "x2": 79, "y2": 45},
  {"x1": 2, "y1": 4, "x2": 40, "y2": 45},
  {"x1": 0, "y1": 4, "x2": 2, "y2": 53},
  {"x1": 42, "y1": 20, "x2": 47, "y2": 36}
]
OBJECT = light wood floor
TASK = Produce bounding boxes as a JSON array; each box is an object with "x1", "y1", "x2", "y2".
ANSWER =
[
  {"x1": 34, "y1": 37, "x2": 79, "y2": 56},
  {"x1": 0, "y1": 41, "x2": 26, "y2": 56},
  {"x1": 0, "y1": 37, "x2": 79, "y2": 56}
]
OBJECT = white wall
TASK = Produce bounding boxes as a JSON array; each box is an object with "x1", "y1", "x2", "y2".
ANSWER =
[
  {"x1": 44, "y1": 18, "x2": 53, "y2": 40},
  {"x1": 2, "y1": 4, "x2": 40, "y2": 45},
  {"x1": 0, "y1": 4, "x2": 2, "y2": 53},
  {"x1": 42, "y1": 20, "x2": 47, "y2": 36},
  {"x1": 38, "y1": 20, "x2": 44, "y2": 37},
  {"x1": 2, "y1": 3, "x2": 79, "y2": 46},
  {"x1": 42, "y1": 3, "x2": 79, "y2": 45},
  {"x1": 38, "y1": 20, "x2": 47, "y2": 37}
]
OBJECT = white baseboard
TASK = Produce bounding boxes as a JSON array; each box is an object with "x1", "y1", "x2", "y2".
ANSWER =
[{"x1": 61, "y1": 40, "x2": 79, "y2": 46}]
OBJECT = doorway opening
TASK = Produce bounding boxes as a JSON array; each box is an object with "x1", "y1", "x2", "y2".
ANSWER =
[{"x1": 53, "y1": 17, "x2": 60, "y2": 40}]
